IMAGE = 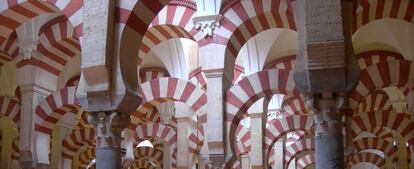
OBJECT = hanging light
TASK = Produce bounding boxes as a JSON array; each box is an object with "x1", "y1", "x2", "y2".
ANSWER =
[{"x1": 136, "y1": 140, "x2": 154, "y2": 148}]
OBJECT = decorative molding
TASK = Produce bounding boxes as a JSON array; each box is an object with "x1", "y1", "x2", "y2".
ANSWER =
[{"x1": 193, "y1": 14, "x2": 223, "y2": 38}]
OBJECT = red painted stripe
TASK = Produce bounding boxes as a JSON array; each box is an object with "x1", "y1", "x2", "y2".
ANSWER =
[
  {"x1": 167, "y1": 78, "x2": 178, "y2": 98},
  {"x1": 286, "y1": 3, "x2": 296, "y2": 30},
  {"x1": 0, "y1": 15, "x2": 20, "y2": 29},
  {"x1": 375, "y1": 0, "x2": 385, "y2": 19},
  {"x1": 258, "y1": 14, "x2": 270, "y2": 31},
  {"x1": 361, "y1": 0, "x2": 370, "y2": 25},
  {"x1": 178, "y1": 7, "x2": 194, "y2": 28},
  {"x1": 127, "y1": 13, "x2": 148, "y2": 36},
  {"x1": 166, "y1": 5, "x2": 177, "y2": 24},
  {"x1": 376, "y1": 61, "x2": 390, "y2": 87},
  {"x1": 30, "y1": 0, "x2": 56, "y2": 13},
  {"x1": 54, "y1": 42, "x2": 76, "y2": 56},
  {"x1": 244, "y1": 19, "x2": 257, "y2": 36},
  {"x1": 35, "y1": 124, "x2": 52, "y2": 134},
  {"x1": 277, "y1": 70, "x2": 289, "y2": 94},
  {"x1": 405, "y1": 0, "x2": 414, "y2": 21},
  {"x1": 44, "y1": 28, "x2": 57, "y2": 44},
  {"x1": 154, "y1": 25, "x2": 173, "y2": 39},
  {"x1": 115, "y1": 7, "x2": 131, "y2": 23},
  {"x1": 64, "y1": 38, "x2": 80, "y2": 51},
  {"x1": 12, "y1": 3, "x2": 38, "y2": 17},
  {"x1": 149, "y1": 79, "x2": 160, "y2": 99},
  {"x1": 62, "y1": 0, "x2": 83, "y2": 17},
  {"x1": 398, "y1": 60, "x2": 410, "y2": 86},
  {"x1": 4, "y1": 31, "x2": 17, "y2": 50},
  {"x1": 144, "y1": 28, "x2": 162, "y2": 45},
  {"x1": 191, "y1": 94, "x2": 206, "y2": 112},
  {"x1": 73, "y1": 23, "x2": 82, "y2": 37},
  {"x1": 141, "y1": 0, "x2": 165, "y2": 14},
  {"x1": 7, "y1": 0, "x2": 17, "y2": 7},
  {"x1": 59, "y1": 21, "x2": 67, "y2": 39},
  {"x1": 390, "y1": 0, "x2": 402, "y2": 18},
  {"x1": 37, "y1": 44, "x2": 67, "y2": 65},
  {"x1": 180, "y1": 82, "x2": 195, "y2": 102},
  {"x1": 272, "y1": 12, "x2": 283, "y2": 27},
  {"x1": 231, "y1": 2, "x2": 249, "y2": 22}
]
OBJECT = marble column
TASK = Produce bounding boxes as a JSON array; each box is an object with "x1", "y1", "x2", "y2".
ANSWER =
[
  {"x1": 309, "y1": 94, "x2": 344, "y2": 169},
  {"x1": 272, "y1": 140, "x2": 284, "y2": 169},
  {"x1": 88, "y1": 111, "x2": 129, "y2": 169},
  {"x1": 163, "y1": 144, "x2": 171, "y2": 169},
  {"x1": 0, "y1": 118, "x2": 18, "y2": 169},
  {"x1": 176, "y1": 116, "x2": 190, "y2": 169},
  {"x1": 240, "y1": 154, "x2": 249, "y2": 169},
  {"x1": 249, "y1": 112, "x2": 266, "y2": 169},
  {"x1": 18, "y1": 84, "x2": 52, "y2": 169}
]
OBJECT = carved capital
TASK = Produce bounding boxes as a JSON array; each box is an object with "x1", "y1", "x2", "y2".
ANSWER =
[
  {"x1": 193, "y1": 14, "x2": 223, "y2": 38},
  {"x1": 307, "y1": 94, "x2": 345, "y2": 137},
  {"x1": 19, "y1": 39, "x2": 39, "y2": 60},
  {"x1": 88, "y1": 111, "x2": 130, "y2": 148}
]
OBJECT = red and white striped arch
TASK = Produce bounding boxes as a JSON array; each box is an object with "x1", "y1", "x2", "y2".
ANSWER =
[
  {"x1": 296, "y1": 153, "x2": 315, "y2": 169},
  {"x1": 355, "y1": 126, "x2": 394, "y2": 143},
  {"x1": 356, "y1": 90, "x2": 392, "y2": 115},
  {"x1": 234, "y1": 124, "x2": 250, "y2": 156},
  {"x1": 11, "y1": 140, "x2": 19, "y2": 160},
  {"x1": 284, "y1": 139, "x2": 314, "y2": 168},
  {"x1": 356, "y1": 50, "x2": 405, "y2": 70},
  {"x1": 131, "y1": 159, "x2": 157, "y2": 169},
  {"x1": 0, "y1": 136, "x2": 19, "y2": 160},
  {"x1": 135, "y1": 147, "x2": 163, "y2": 164},
  {"x1": 264, "y1": 115, "x2": 314, "y2": 154},
  {"x1": 133, "y1": 122, "x2": 177, "y2": 168},
  {"x1": 23, "y1": 15, "x2": 81, "y2": 76},
  {"x1": 139, "y1": 67, "x2": 169, "y2": 83},
  {"x1": 61, "y1": 127, "x2": 95, "y2": 159},
  {"x1": 0, "y1": 31, "x2": 18, "y2": 68},
  {"x1": 0, "y1": 0, "x2": 83, "y2": 45},
  {"x1": 351, "y1": 110, "x2": 414, "y2": 144},
  {"x1": 35, "y1": 86, "x2": 80, "y2": 134},
  {"x1": 133, "y1": 122, "x2": 177, "y2": 146},
  {"x1": 263, "y1": 55, "x2": 296, "y2": 70},
  {"x1": 189, "y1": 124, "x2": 204, "y2": 155},
  {"x1": 348, "y1": 60, "x2": 414, "y2": 114},
  {"x1": 280, "y1": 97, "x2": 308, "y2": 116},
  {"x1": 353, "y1": 137, "x2": 397, "y2": 162},
  {"x1": 226, "y1": 69, "x2": 300, "y2": 153},
  {"x1": 216, "y1": 0, "x2": 296, "y2": 60},
  {"x1": 138, "y1": 3, "x2": 199, "y2": 61},
  {"x1": 139, "y1": 77, "x2": 207, "y2": 124},
  {"x1": 286, "y1": 131, "x2": 307, "y2": 145},
  {"x1": 117, "y1": 0, "x2": 172, "y2": 91},
  {"x1": 352, "y1": 0, "x2": 414, "y2": 33},
  {"x1": 77, "y1": 147, "x2": 95, "y2": 169},
  {"x1": 347, "y1": 152, "x2": 386, "y2": 169},
  {"x1": 129, "y1": 106, "x2": 161, "y2": 130},
  {"x1": 0, "y1": 96, "x2": 20, "y2": 125},
  {"x1": 189, "y1": 67, "x2": 207, "y2": 90}
]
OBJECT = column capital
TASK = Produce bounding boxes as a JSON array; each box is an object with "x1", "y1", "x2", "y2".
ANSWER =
[
  {"x1": 306, "y1": 93, "x2": 345, "y2": 136},
  {"x1": 18, "y1": 35, "x2": 39, "y2": 60},
  {"x1": 203, "y1": 68, "x2": 224, "y2": 78},
  {"x1": 193, "y1": 14, "x2": 223, "y2": 38},
  {"x1": 88, "y1": 111, "x2": 130, "y2": 148}
]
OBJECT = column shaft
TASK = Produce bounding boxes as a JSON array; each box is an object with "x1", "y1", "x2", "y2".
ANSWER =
[
  {"x1": 176, "y1": 117, "x2": 190, "y2": 169},
  {"x1": 249, "y1": 113, "x2": 265, "y2": 168}
]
